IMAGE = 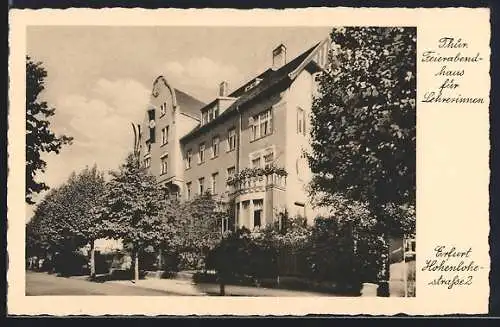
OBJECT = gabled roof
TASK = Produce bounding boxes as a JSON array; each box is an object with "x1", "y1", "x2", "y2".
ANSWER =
[
  {"x1": 173, "y1": 89, "x2": 206, "y2": 120},
  {"x1": 180, "y1": 40, "x2": 326, "y2": 142}
]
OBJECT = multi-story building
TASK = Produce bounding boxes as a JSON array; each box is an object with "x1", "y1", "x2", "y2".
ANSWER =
[{"x1": 135, "y1": 38, "x2": 331, "y2": 230}]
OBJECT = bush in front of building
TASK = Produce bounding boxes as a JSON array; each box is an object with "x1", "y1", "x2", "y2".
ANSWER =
[
  {"x1": 306, "y1": 195, "x2": 387, "y2": 292},
  {"x1": 203, "y1": 198, "x2": 395, "y2": 295},
  {"x1": 204, "y1": 216, "x2": 311, "y2": 286},
  {"x1": 53, "y1": 250, "x2": 90, "y2": 277}
]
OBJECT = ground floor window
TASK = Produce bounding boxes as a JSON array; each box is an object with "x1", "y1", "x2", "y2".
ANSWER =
[
  {"x1": 253, "y1": 199, "x2": 263, "y2": 228},
  {"x1": 253, "y1": 210, "x2": 262, "y2": 228}
]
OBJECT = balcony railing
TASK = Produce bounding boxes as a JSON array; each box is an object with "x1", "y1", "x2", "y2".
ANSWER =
[{"x1": 227, "y1": 167, "x2": 287, "y2": 195}]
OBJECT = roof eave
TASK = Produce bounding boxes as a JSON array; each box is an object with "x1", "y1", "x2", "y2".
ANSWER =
[{"x1": 288, "y1": 38, "x2": 327, "y2": 80}]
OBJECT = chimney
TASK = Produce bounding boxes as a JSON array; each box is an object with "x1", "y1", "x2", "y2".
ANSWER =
[
  {"x1": 272, "y1": 43, "x2": 287, "y2": 70},
  {"x1": 219, "y1": 81, "x2": 229, "y2": 97}
]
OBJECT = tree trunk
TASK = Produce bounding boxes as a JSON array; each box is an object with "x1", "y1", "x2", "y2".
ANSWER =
[
  {"x1": 134, "y1": 250, "x2": 139, "y2": 283},
  {"x1": 158, "y1": 248, "x2": 163, "y2": 271},
  {"x1": 90, "y1": 240, "x2": 96, "y2": 279},
  {"x1": 371, "y1": 204, "x2": 390, "y2": 297},
  {"x1": 378, "y1": 231, "x2": 390, "y2": 297}
]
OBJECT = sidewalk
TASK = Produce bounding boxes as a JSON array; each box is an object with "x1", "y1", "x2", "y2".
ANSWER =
[
  {"x1": 107, "y1": 278, "x2": 334, "y2": 296},
  {"x1": 108, "y1": 279, "x2": 206, "y2": 296}
]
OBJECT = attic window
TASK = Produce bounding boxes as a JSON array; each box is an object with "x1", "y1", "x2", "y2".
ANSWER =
[
  {"x1": 202, "y1": 106, "x2": 220, "y2": 126},
  {"x1": 244, "y1": 78, "x2": 263, "y2": 92}
]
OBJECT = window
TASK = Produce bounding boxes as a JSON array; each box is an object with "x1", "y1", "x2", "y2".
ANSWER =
[
  {"x1": 185, "y1": 149, "x2": 192, "y2": 169},
  {"x1": 227, "y1": 166, "x2": 236, "y2": 189},
  {"x1": 143, "y1": 157, "x2": 151, "y2": 168},
  {"x1": 251, "y1": 157, "x2": 261, "y2": 168},
  {"x1": 211, "y1": 172, "x2": 218, "y2": 194},
  {"x1": 251, "y1": 109, "x2": 272, "y2": 141},
  {"x1": 245, "y1": 78, "x2": 262, "y2": 92},
  {"x1": 146, "y1": 142, "x2": 152, "y2": 154},
  {"x1": 264, "y1": 152, "x2": 274, "y2": 169},
  {"x1": 212, "y1": 136, "x2": 219, "y2": 158},
  {"x1": 199, "y1": 143, "x2": 205, "y2": 163},
  {"x1": 161, "y1": 155, "x2": 168, "y2": 175},
  {"x1": 253, "y1": 199, "x2": 263, "y2": 228},
  {"x1": 202, "y1": 111, "x2": 209, "y2": 125},
  {"x1": 297, "y1": 107, "x2": 306, "y2": 136},
  {"x1": 405, "y1": 238, "x2": 416, "y2": 253},
  {"x1": 198, "y1": 177, "x2": 205, "y2": 195},
  {"x1": 260, "y1": 110, "x2": 272, "y2": 137},
  {"x1": 251, "y1": 119, "x2": 259, "y2": 141},
  {"x1": 161, "y1": 126, "x2": 169, "y2": 145},
  {"x1": 209, "y1": 108, "x2": 215, "y2": 122},
  {"x1": 186, "y1": 182, "x2": 192, "y2": 200},
  {"x1": 227, "y1": 128, "x2": 236, "y2": 151},
  {"x1": 201, "y1": 107, "x2": 220, "y2": 125},
  {"x1": 160, "y1": 103, "x2": 166, "y2": 116}
]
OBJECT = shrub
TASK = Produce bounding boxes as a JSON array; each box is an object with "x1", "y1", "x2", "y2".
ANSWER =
[
  {"x1": 54, "y1": 250, "x2": 90, "y2": 277},
  {"x1": 206, "y1": 215, "x2": 311, "y2": 282},
  {"x1": 306, "y1": 194, "x2": 388, "y2": 288}
]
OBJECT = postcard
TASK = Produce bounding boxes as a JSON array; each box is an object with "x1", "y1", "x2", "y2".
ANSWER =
[{"x1": 7, "y1": 7, "x2": 491, "y2": 315}]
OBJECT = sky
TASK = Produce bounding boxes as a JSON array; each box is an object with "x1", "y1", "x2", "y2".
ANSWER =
[{"x1": 26, "y1": 26, "x2": 332, "y2": 220}]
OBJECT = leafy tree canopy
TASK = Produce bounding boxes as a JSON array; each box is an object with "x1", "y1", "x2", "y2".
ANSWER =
[
  {"x1": 176, "y1": 192, "x2": 226, "y2": 253},
  {"x1": 96, "y1": 153, "x2": 176, "y2": 251},
  {"x1": 26, "y1": 165, "x2": 106, "y2": 255},
  {"x1": 308, "y1": 27, "x2": 416, "y2": 211},
  {"x1": 26, "y1": 56, "x2": 73, "y2": 204}
]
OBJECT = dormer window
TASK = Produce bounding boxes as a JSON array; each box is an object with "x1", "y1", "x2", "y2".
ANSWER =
[
  {"x1": 245, "y1": 78, "x2": 263, "y2": 92},
  {"x1": 201, "y1": 106, "x2": 221, "y2": 126},
  {"x1": 202, "y1": 111, "x2": 208, "y2": 125},
  {"x1": 185, "y1": 149, "x2": 192, "y2": 169}
]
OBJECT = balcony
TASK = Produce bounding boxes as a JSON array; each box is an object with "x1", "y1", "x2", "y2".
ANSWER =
[{"x1": 227, "y1": 166, "x2": 287, "y2": 195}]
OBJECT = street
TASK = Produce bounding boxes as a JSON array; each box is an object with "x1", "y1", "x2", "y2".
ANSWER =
[
  {"x1": 26, "y1": 271, "x2": 335, "y2": 296},
  {"x1": 25, "y1": 271, "x2": 179, "y2": 296}
]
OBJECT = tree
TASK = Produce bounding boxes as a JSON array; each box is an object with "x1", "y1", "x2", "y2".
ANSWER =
[
  {"x1": 175, "y1": 192, "x2": 226, "y2": 270},
  {"x1": 26, "y1": 187, "x2": 66, "y2": 262},
  {"x1": 307, "y1": 27, "x2": 416, "y2": 292},
  {"x1": 205, "y1": 227, "x2": 253, "y2": 295},
  {"x1": 26, "y1": 56, "x2": 73, "y2": 204},
  {"x1": 307, "y1": 195, "x2": 382, "y2": 292},
  {"x1": 64, "y1": 166, "x2": 106, "y2": 277},
  {"x1": 25, "y1": 165, "x2": 106, "y2": 276},
  {"x1": 96, "y1": 153, "x2": 174, "y2": 282}
]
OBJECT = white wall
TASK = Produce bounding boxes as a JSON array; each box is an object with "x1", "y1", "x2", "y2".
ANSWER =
[{"x1": 285, "y1": 69, "x2": 317, "y2": 223}]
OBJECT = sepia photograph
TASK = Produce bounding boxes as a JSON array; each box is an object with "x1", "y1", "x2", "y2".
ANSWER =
[{"x1": 23, "y1": 24, "x2": 417, "y2": 298}]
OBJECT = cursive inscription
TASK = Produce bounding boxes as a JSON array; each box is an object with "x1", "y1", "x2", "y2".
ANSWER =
[
  {"x1": 421, "y1": 37, "x2": 485, "y2": 104},
  {"x1": 422, "y1": 245, "x2": 485, "y2": 290}
]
